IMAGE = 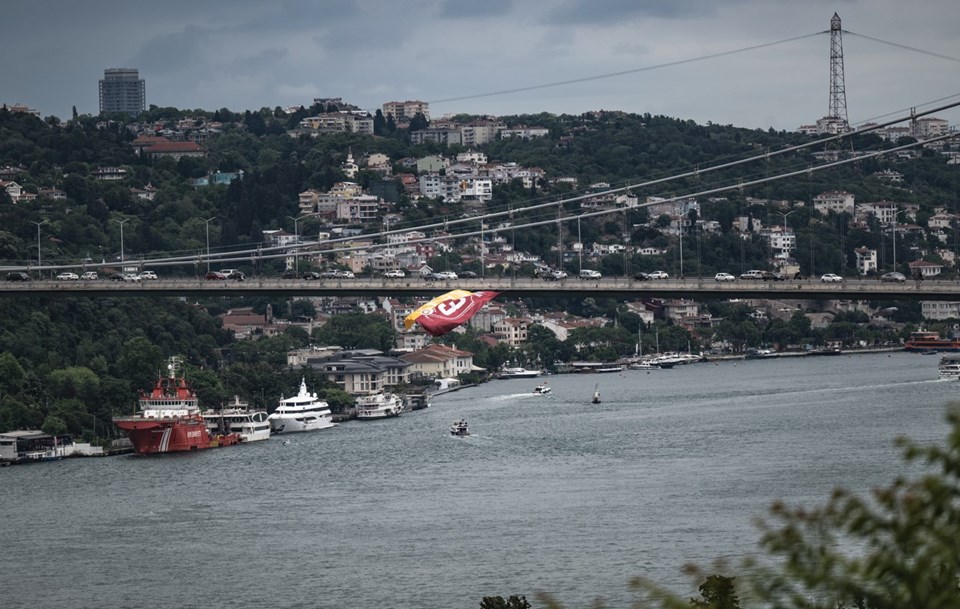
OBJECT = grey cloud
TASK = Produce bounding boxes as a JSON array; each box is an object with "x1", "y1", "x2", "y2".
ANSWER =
[
  {"x1": 223, "y1": 47, "x2": 290, "y2": 77},
  {"x1": 545, "y1": 0, "x2": 720, "y2": 25},
  {"x1": 440, "y1": 0, "x2": 513, "y2": 18},
  {"x1": 132, "y1": 26, "x2": 213, "y2": 75}
]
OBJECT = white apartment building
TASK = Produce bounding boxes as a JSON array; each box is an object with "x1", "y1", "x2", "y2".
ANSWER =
[
  {"x1": 813, "y1": 191, "x2": 855, "y2": 215},
  {"x1": 461, "y1": 121, "x2": 505, "y2": 146},
  {"x1": 419, "y1": 174, "x2": 492, "y2": 203},
  {"x1": 921, "y1": 301, "x2": 960, "y2": 320},
  {"x1": 500, "y1": 126, "x2": 550, "y2": 139},
  {"x1": 456, "y1": 150, "x2": 487, "y2": 164},
  {"x1": 492, "y1": 318, "x2": 529, "y2": 347},
  {"x1": 299, "y1": 112, "x2": 374, "y2": 135},
  {"x1": 336, "y1": 195, "x2": 382, "y2": 223},
  {"x1": 913, "y1": 117, "x2": 950, "y2": 138},
  {"x1": 382, "y1": 100, "x2": 430, "y2": 122},
  {"x1": 857, "y1": 201, "x2": 900, "y2": 226},
  {"x1": 763, "y1": 227, "x2": 796, "y2": 257},
  {"x1": 854, "y1": 247, "x2": 878, "y2": 275}
]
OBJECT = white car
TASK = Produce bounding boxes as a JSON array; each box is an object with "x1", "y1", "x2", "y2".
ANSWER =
[
  {"x1": 56, "y1": 272, "x2": 79, "y2": 281},
  {"x1": 714, "y1": 272, "x2": 735, "y2": 282},
  {"x1": 80, "y1": 271, "x2": 98, "y2": 280},
  {"x1": 820, "y1": 273, "x2": 843, "y2": 283},
  {"x1": 647, "y1": 270, "x2": 670, "y2": 280},
  {"x1": 384, "y1": 270, "x2": 406, "y2": 278},
  {"x1": 578, "y1": 269, "x2": 602, "y2": 279},
  {"x1": 139, "y1": 270, "x2": 158, "y2": 280},
  {"x1": 122, "y1": 273, "x2": 142, "y2": 282}
]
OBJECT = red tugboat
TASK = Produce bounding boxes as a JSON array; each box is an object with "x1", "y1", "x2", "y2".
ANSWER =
[{"x1": 113, "y1": 357, "x2": 242, "y2": 454}]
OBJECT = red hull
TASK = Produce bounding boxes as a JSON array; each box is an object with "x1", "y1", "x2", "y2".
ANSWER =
[{"x1": 114, "y1": 415, "x2": 241, "y2": 454}]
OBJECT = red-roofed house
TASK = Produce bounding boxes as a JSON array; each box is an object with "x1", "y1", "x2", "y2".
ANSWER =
[
  {"x1": 399, "y1": 344, "x2": 475, "y2": 379},
  {"x1": 908, "y1": 259, "x2": 943, "y2": 279},
  {"x1": 143, "y1": 141, "x2": 206, "y2": 160}
]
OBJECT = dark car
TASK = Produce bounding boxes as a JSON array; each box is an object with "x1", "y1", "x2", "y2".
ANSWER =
[
  {"x1": 280, "y1": 270, "x2": 300, "y2": 279},
  {"x1": 633, "y1": 272, "x2": 650, "y2": 281},
  {"x1": 108, "y1": 272, "x2": 126, "y2": 281},
  {"x1": 5, "y1": 271, "x2": 31, "y2": 282},
  {"x1": 301, "y1": 271, "x2": 320, "y2": 280},
  {"x1": 205, "y1": 271, "x2": 227, "y2": 280},
  {"x1": 459, "y1": 271, "x2": 479, "y2": 279}
]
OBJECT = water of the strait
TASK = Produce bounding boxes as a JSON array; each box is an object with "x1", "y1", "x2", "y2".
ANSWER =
[{"x1": 1, "y1": 352, "x2": 954, "y2": 609}]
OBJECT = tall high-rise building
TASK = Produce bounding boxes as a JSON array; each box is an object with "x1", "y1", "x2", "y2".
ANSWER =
[{"x1": 99, "y1": 68, "x2": 145, "y2": 116}]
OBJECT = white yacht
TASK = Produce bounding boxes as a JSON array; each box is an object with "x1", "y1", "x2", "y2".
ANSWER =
[
  {"x1": 355, "y1": 392, "x2": 404, "y2": 420},
  {"x1": 268, "y1": 379, "x2": 336, "y2": 433},
  {"x1": 203, "y1": 396, "x2": 272, "y2": 443},
  {"x1": 500, "y1": 366, "x2": 541, "y2": 379},
  {"x1": 939, "y1": 355, "x2": 960, "y2": 379},
  {"x1": 533, "y1": 382, "x2": 552, "y2": 395}
]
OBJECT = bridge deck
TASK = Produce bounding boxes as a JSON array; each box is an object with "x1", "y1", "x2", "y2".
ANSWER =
[{"x1": 1, "y1": 277, "x2": 956, "y2": 300}]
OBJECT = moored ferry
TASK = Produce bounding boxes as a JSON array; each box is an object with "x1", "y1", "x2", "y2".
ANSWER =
[
  {"x1": 904, "y1": 331, "x2": 960, "y2": 352},
  {"x1": 203, "y1": 395, "x2": 271, "y2": 443},
  {"x1": 354, "y1": 392, "x2": 404, "y2": 420},
  {"x1": 113, "y1": 357, "x2": 242, "y2": 454}
]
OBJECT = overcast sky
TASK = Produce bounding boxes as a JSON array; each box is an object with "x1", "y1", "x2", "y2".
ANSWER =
[{"x1": 4, "y1": 0, "x2": 959, "y2": 131}]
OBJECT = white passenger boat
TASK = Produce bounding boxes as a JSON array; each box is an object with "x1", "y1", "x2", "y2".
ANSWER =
[
  {"x1": 203, "y1": 396, "x2": 272, "y2": 443},
  {"x1": 533, "y1": 382, "x2": 551, "y2": 395},
  {"x1": 449, "y1": 419, "x2": 469, "y2": 437},
  {"x1": 355, "y1": 392, "x2": 404, "y2": 420},
  {"x1": 628, "y1": 360, "x2": 661, "y2": 370},
  {"x1": 268, "y1": 379, "x2": 336, "y2": 433},
  {"x1": 939, "y1": 355, "x2": 960, "y2": 379}
]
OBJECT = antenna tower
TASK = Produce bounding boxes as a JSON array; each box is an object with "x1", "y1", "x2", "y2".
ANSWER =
[{"x1": 828, "y1": 12, "x2": 849, "y2": 129}]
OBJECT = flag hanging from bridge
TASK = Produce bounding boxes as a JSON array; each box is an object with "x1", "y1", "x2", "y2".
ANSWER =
[{"x1": 403, "y1": 289, "x2": 501, "y2": 336}]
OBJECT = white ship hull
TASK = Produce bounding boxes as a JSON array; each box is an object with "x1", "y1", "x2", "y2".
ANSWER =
[{"x1": 268, "y1": 413, "x2": 336, "y2": 433}]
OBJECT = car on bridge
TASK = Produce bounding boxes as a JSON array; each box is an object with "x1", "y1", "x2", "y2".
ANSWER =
[
  {"x1": 739, "y1": 270, "x2": 765, "y2": 280},
  {"x1": 714, "y1": 272, "x2": 735, "y2": 282},
  {"x1": 633, "y1": 272, "x2": 650, "y2": 281},
  {"x1": 218, "y1": 269, "x2": 245, "y2": 281},
  {"x1": 880, "y1": 271, "x2": 906, "y2": 283},
  {"x1": 56, "y1": 272, "x2": 80, "y2": 281},
  {"x1": 426, "y1": 271, "x2": 458, "y2": 281},
  {"x1": 384, "y1": 270, "x2": 406, "y2": 278},
  {"x1": 205, "y1": 271, "x2": 227, "y2": 280},
  {"x1": 820, "y1": 273, "x2": 843, "y2": 283},
  {"x1": 301, "y1": 271, "x2": 321, "y2": 280},
  {"x1": 6, "y1": 271, "x2": 31, "y2": 282},
  {"x1": 647, "y1": 270, "x2": 669, "y2": 280},
  {"x1": 543, "y1": 269, "x2": 568, "y2": 281},
  {"x1": 139, "y1": 270, "x2": 158, "y2": 280},
  {"x1": 80, "y1": 271, "x2": 98, "y2": 280},
  {"x1": 579, "y1": 269, "x2": 602, "y2": 279}
]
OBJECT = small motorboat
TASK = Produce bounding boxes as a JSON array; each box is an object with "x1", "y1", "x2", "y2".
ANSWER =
[
  {"x1": 450, "y1": 419, "x2": 469, "y2": 437},
  {"x1": 533, "y1": 382, "x2": 551, "y2": 395}
]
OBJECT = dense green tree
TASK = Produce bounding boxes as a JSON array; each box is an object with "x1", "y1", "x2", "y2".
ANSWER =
[{"x1": 311, "y1": 313, "x2": 395, "y2": 351}]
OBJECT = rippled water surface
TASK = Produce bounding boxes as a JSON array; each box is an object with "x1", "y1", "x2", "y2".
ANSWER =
[{"x1": 2, "y1": 352, "x2": 954, "y2": 609}]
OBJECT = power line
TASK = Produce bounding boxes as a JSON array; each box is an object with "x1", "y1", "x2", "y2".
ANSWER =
[
  {"x1": 428, "y1": 32, "x2": 824, "y2": 105},
  {"x1": 844, "y1": 30, "x2": 960, "y2": 63}
]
